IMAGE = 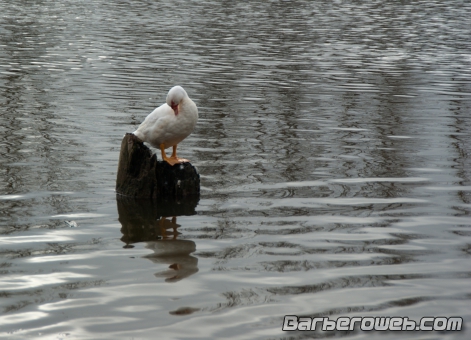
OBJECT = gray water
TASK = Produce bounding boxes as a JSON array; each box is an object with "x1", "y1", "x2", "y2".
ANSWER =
[{"x1": 1, "y1": 0, "x2": 471, "y2": 339}]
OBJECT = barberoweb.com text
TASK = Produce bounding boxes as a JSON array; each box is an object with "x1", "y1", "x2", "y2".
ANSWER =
[{"x1": 282, "y1": 316, "x2": 463, "y2": 331}]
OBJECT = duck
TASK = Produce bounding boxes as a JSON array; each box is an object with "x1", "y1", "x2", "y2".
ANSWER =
[{"x1": 133, "y1": 86, "x2": 198, "y2": 166}]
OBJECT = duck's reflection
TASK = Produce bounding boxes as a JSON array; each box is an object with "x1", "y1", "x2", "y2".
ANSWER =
[
  {"x1": 117, "y1": 196, "x2": 199, "y2": 282},
  {"x1": 145, "y1": 227, "x2": 199, "y2": 282}
]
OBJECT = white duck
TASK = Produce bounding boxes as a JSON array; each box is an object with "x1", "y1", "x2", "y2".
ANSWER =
[{"x1": 133, "y1": 86, "x2": 198, "y2": 166}]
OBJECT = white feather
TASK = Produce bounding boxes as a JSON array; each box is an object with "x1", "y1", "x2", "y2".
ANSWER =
[{"x1": 133, "y1": 86, "x2": 198, "y2": 149}]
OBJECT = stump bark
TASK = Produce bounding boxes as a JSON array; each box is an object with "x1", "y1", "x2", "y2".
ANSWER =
[{"x1": 116, "y1": 133, "x2": 200, "y2": 200}]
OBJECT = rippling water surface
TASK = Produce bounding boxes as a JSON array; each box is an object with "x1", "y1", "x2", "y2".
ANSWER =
[{"x1": 1, "y1": 0, "x2": 470, "y2": 339}]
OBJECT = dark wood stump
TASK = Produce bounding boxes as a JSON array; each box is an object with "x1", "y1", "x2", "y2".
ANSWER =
[{"x1": 116, "y1": 133, "x2": 200, "y2": 200}]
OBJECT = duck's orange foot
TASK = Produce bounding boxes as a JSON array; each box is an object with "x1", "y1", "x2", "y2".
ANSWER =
[{"x1": 165, "y1": 157, "x2": 190, "y2": 166}]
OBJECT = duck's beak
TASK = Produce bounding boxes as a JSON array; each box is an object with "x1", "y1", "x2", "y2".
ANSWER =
[{"x1": 171, "y1": 102, "x2": 179, "y2": 116}]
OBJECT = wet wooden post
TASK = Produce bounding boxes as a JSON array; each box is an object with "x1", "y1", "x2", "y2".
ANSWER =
[{"x1": 116, "y1": 133, "x2": 200, "y2": 200}]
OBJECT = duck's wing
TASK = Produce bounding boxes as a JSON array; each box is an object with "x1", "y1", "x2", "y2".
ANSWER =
[
  {"x1": 141, "y1": 103, "x2": 173, "y2": 125},
  {"x1": 133, "y1": 103, "x2": 173, "y2": 141}
]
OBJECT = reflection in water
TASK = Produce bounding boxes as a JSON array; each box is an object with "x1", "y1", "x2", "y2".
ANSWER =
[
  {"x1": 1, "y1": 0, "x2": 471, "y2": 339},
  {"x1": 145, "y1": 236, "x2": 198, "y2": 283},
  {"x1": 117, "y1": 196, "x2": 199, "y2": 282},
  {"x1": 117, "y1": 195, "x2": 198, "y2": 243}
]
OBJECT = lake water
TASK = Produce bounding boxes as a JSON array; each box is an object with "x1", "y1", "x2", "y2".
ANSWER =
[{"x1": 1, "y1": 0, "x2": 470, "y2": 339}]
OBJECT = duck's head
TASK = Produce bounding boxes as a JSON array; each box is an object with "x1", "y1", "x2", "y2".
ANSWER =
[{"x1": 166, "y1": 86, "x2": 188, "y2": 116}]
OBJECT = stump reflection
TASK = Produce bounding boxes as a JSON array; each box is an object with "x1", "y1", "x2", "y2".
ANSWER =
[{"x1": 117, "y1": 196, "x2": 199, "y2": 282}]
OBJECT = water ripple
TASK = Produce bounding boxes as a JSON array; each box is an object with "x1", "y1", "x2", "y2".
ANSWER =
[{"x1": 1, "y1": 0, "x2": 470, "y2": 339}]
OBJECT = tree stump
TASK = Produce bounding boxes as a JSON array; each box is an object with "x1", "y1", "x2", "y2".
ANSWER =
[{"x1": 116, "y1": 133, "x2": 200, "y2": 200}]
